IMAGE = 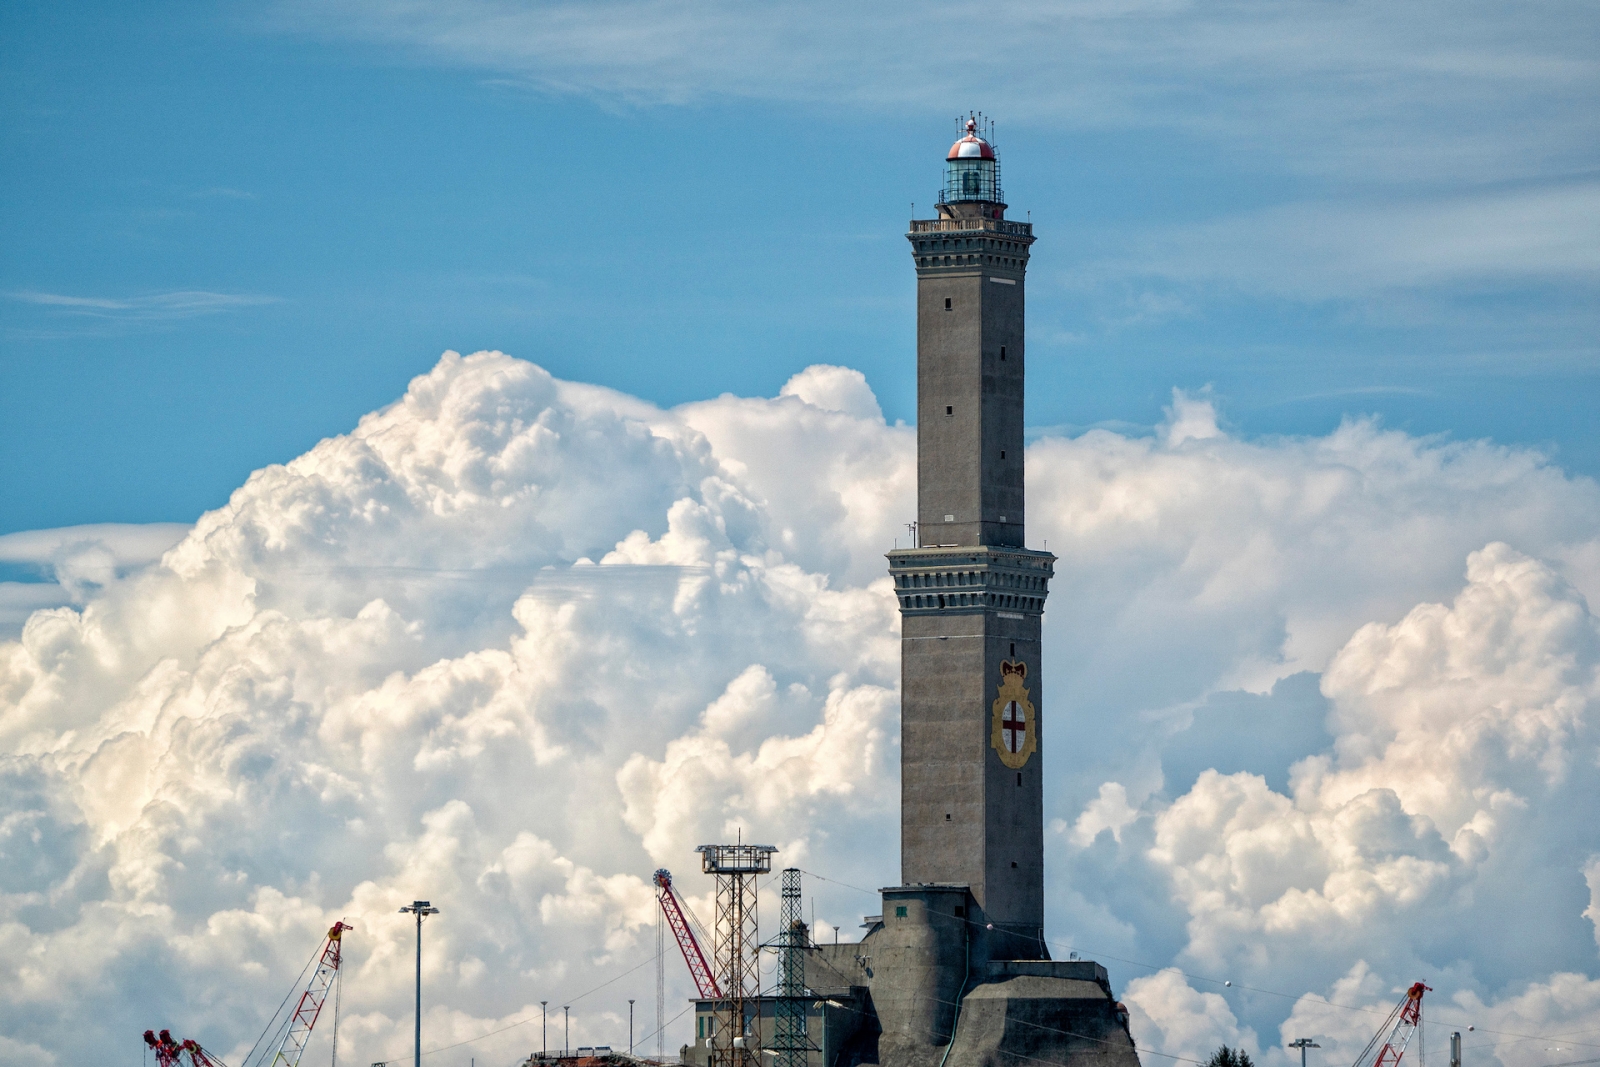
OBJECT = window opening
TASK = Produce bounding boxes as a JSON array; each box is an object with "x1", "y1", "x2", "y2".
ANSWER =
[
  {"x1": 944, "y1": 297, "x2": 952, "y2": 309},
  {"x1": 895, "y1": 906, "x2": 908, "y2": 918},
  {"x1": 946, "y1": 406, "x2": 953, "y2": 415},
  {"x1": 1017, "y1": 772, "x2": 1022, "y2": 786},
  {"x1": 1000, "y1": 345, "x2": 1006, "y2": 360},
  {"x1": 1000, "y1": 450, "x2": 1006, "y2": 459}
]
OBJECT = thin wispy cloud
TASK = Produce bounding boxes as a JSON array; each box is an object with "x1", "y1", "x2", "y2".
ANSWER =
[
  {"x1": 8, "y1": 288, "x2": 279, "y2": 321},
  {"x1": 265, "y1": 0, "x2": 1599, "y2": 357},
  {"x1": 187, "y1": 186, "x2": 258, "y2": 200},
  {"x1": 1089, "y1": 180, "x2": 1600, "y2": 299},
  {"x1": 267, "y1": 0, "x2": 1599, "y2": 185}
]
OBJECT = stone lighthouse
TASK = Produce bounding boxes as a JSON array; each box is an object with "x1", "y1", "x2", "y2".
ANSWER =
[
  {"x1": 887, "y1": 114, "x2": 1055, "y2": 968},
  {"x1": 686, "y1": 117, "x2": 1142, "y2": 1067},
  {"x1": 810, "y1": 118, "x2": 1138, "y2": 1067}
]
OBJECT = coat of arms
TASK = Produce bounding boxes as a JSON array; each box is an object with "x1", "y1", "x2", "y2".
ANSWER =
[{"x1": 991, "y1": 660, "x2": 1037, "y2": 769}]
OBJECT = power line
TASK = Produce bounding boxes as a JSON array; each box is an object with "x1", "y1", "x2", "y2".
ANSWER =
[{"x1": 401, "y1": 952, "x2": 660, "y2": 1060}]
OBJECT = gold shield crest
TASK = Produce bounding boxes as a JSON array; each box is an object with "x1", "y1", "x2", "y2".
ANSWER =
[{"x1": 991, "y1": 660, "x2": 1037, "y2": 769}]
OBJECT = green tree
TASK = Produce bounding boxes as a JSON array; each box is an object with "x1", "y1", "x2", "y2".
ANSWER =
[{"x1": 1206, "y1": 1047, "x2": 1256, "y2": 1067}]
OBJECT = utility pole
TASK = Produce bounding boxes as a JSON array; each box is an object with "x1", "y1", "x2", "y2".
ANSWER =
[
  {"x1": 629, "y1": 999, "x2": 635, "y2": 1056},
  {"x1": 400, "y1": 908, "x2": 444, "y2": 1067},
  {"x1": 564, "y1": 1005, "x2": 571, "y2": 1056},
  {"x1": 1290, "y1": 1038, "x2": 1321, "y2": 1067},
  {"x1": 542, "y1": 1001, "x2": 548, "y2": 1056}
]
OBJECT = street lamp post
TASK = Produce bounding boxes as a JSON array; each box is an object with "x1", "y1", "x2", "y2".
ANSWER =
[
  {"x1": 399, "y1": 901, "x2": 441, "y2": 1067},
  {"x1": 542, "y1": 1001, "x2": 548, "y2": 1057},
  {"x1": 629, "y1": 999, "x2": 635, "y2": 1056},
  {"x1": 564, "y1": 1006, "x2": 570, "y2": 1056},
  {"x1": 1290, "y1": 1038, "x2": 1321, "y2": 1067}
]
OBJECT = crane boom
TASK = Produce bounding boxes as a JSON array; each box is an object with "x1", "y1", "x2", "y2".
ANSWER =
[
  {"x1": 266, "y1": 922, "x2": 351, "y2": 1067},
  {"x1": 654, "y1": 869, "x2": 722, "y2": 999},
  {"x1": 182, "y1": 1038, "x2": 227, "y2": 1067},
  {"x1": 1352, "y1": 982, "x2": 1432, "y2": 1067}
]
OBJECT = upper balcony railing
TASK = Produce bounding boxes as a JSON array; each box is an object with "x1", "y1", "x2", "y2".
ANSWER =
[{"x1": 909, "y1": 217, "x2": 1033, "y2": 237}]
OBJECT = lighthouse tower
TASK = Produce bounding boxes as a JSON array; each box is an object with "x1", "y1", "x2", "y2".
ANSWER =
[
  {"x1": 666, "y1": 118, "x2": 1145, "y2": 1067},
  {"x1": 887, "y1": 116, "x2": 1053, "y2": 960},
  {"x1": 723, "y1": 117, "x2": 1143, "y2": 1067},
  {"x1": 845, "y1": 119, "x2": 1137, "y2": 1067}
]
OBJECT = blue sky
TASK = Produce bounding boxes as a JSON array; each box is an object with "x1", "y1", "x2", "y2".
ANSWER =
[
  {"x1": 2, "y1": 0, "x2": 1596, "y2": 534},
  {"x1": 3, "y1": 7, "x2": 1600, "y2": 1061}
]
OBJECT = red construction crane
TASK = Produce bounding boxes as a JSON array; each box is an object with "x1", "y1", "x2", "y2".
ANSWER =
[
  {"x1": 1353, "y1": 981, "x2": 1433, "y2": 1067},
  {"x1": 142, "y1": 922, "x2": 350, "y2": 1067},
  {"x1": 142, "y1": 1029, "x2": 225, "y2": 1067},
  {"x1": 143, "y1": 1029, "x2": 184, "y2": 1067},
  {"x1": 234, "y1": 921, "x2": 352, "y2": 1067},
  {"x1": 654, "y1": 868, "x2": 721, "y2": 998},
  {"x1": 259, "y1": 921, "x2": 351, "y2": 1067}
]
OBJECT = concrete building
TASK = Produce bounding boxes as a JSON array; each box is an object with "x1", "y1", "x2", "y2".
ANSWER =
[{"x1": 682, "y1": 119, "x2": 1140, "y2": 1067}]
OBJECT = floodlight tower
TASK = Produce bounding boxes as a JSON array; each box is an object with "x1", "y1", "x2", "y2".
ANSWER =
[
  {"x1": 398, "y1": 901, "x2": 440, "y2": 1067},
  {"x1": 697, "y1": 841, "x2": 777, "y2": 1067}
]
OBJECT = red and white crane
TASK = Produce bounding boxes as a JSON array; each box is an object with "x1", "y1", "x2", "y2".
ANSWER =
[
  {"x1": 654, "y1": 868, "x2": 720, "y2": 999},
  {"x1": 1352, "y1": 982, "x2": 1433, "y2": 1067},
  {"x1": 255, "y1": 921, "x2": 352, "y2": 1067},
  {"x1": 142, "y1": 921, "x2": 350, "y2": 1067},
  {"x1": 143, "y1": 1029, "x2": 185, "y2": 1067}
]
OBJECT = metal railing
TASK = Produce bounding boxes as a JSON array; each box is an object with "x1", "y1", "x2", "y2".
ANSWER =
[{"x1": 908, "y1": 217, "x2": 1032, "y2": 237}]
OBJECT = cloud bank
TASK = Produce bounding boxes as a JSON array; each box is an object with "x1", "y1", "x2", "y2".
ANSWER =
[{"x1": 2, "y1": 351, "x2": 1599, "y2": 1067}]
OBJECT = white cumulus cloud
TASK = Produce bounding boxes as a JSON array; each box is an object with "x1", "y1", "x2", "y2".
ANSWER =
[{"x1": 2, "y1": 351, "x2": 1599, "y2": 1067}]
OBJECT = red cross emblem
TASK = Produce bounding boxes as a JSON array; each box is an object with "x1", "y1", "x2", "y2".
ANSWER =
[
  {"x1": 992, "y1": 659, "x2": 1035, "y2": 768},
  {"x1": 1001, "y1": 700, "x2": 1026, "y2": 753}
]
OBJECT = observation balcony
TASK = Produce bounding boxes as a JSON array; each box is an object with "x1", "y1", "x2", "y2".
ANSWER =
[{"x1": 909, "y1": 217, "x2": 1033, "y2": 237}]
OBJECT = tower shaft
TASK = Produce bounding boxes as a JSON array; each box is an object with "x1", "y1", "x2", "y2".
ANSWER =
[{"x1": 910, "y1": 216, "x2": 1031, "y2": 549}]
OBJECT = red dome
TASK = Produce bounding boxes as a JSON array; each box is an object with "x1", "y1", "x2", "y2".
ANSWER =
[{"x1": 947, "y1": 118, "x2": 996, "y2": 161}]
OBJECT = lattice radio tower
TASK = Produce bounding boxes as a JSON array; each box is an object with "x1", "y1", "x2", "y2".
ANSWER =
[
  {"x1": 769, "y1": 868, "x2": 815, "y2": 1067},
  {"x1": 697, "y1": 840, "x2": 776, "y2": 1067}
]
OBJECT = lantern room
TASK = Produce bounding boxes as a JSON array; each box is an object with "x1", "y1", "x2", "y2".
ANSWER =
[{"x1": 942, "y1": 117, "x2": 1003, "y2": 205}]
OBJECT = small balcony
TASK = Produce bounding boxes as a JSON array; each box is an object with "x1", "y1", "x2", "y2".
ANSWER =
[{"x1": 908, "y1": 217, "x2": 1033, "y2": 237}]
